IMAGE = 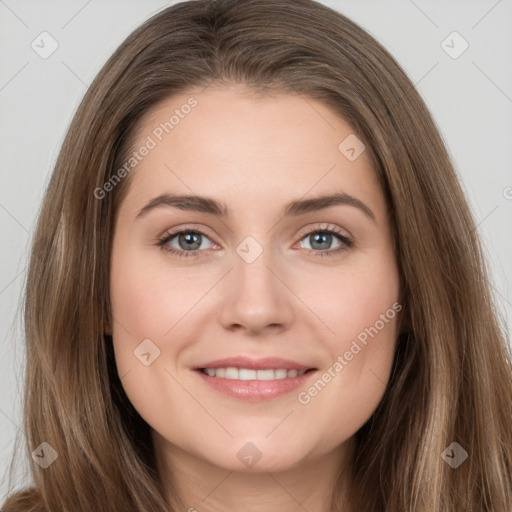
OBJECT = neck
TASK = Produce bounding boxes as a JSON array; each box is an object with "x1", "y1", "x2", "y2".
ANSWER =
[{"x1": 152, "y1": 432, "x2": 356, "y2": 512}]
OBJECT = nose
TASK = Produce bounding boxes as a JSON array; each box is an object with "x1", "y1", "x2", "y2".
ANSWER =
[{"x1": 217, "y1": 245, "x2": 295, "y2": 336}]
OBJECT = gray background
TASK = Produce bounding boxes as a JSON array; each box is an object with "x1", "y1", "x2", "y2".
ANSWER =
[{"x1": 1, "y1": 0, "x2": 511, "y2": 498}]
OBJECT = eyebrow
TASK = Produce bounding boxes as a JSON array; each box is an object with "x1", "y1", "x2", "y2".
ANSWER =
[{"x1": 135, "y1": 192, "x2": 376, "y2": 223}]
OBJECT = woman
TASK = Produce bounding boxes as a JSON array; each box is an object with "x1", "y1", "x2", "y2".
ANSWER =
[{"x1": 3, "y1": 0, "x2": 512, "y2": 510}]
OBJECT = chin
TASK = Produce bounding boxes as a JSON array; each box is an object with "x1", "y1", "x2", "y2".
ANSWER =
[{"x1": 202, "y1": 436, "x2": 314, "y2": 473}]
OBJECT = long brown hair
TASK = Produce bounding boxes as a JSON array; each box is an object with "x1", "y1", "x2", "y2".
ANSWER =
[{"x1": 3, "y1": 0, "x2": 512, "y2": 510}]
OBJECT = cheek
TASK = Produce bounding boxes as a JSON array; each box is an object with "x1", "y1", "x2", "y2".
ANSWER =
[
  {"x1": 110, "y1": 247, "x2": 208, "y2": 345},
  {"x1": 108, "y1": 244, "x2": 217, "y2": 415},
  {"x1": 303, "y1": 253, "x2": 400, "y2": 349},
  {"x1": 109, "y1": 244, "x2": 172, "y2": 380},
  {"x1": 108, "y1": 247, "x2": 198, "y2": 438},
  {"x1": 292, "y1": 253, "x2": 400, "y2": 436}
]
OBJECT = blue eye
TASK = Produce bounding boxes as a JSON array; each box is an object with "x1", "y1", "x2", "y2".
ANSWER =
[
  {"x1": 157, "y1": 225, "x2": 353, "y2": 258},
  {"x1": 158, "y1": 228, "x2": 215, "y2": 257},
  {"x1": 297, "y1": 229, "x2": 353, "y2": 254}
]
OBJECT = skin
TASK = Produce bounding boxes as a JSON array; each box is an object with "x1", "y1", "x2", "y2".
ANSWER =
[{"x1": 109, "y1": 84, "x2": 401, "y2": 512}]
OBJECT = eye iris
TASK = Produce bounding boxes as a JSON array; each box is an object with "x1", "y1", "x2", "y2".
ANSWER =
[
  {"x1": 310, "y1": 232, "x2": 332, "y2": 250},
  {"x1": 179, "y1": 232, "x2": 201, "y2": 250}
]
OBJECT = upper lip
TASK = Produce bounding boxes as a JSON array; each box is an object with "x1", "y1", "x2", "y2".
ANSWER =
[{"x1": 193, "y1": 356, "x2": 316, "y2": 371}]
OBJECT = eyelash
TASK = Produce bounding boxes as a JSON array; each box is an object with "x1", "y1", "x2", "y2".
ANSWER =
[{"x1": 157, "y1": 224, "x2": 354, "y2": 259}]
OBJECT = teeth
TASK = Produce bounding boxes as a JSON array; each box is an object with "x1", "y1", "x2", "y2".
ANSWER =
[
  {"x1": 225, "y1": 367, "x2": 239, "y2": 379},
  {"x1": 275, "y1": 369, "x2": 287, "y2": 379},
  {"x1": 239, "y1": 369, "x2": 257, "y2": 380},
  {"x1": 257, "y1": 369, "x2": 275, "y2": 380},
  {"x1": 201, "y1": 367, "x2": 307, "y2": 380}
]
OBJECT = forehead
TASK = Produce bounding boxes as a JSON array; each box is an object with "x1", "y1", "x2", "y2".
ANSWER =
[{"x1": 119, "y1": 85, "x2": 385, "y2": 220}]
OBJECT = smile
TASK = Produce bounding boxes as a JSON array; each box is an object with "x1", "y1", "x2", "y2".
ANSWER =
[
  {"x1": 199, "y1": 367, "x2": 310, "y2": 380},
  {"x1": 195, "y1": 365, "x2": 317, "y2": 401}
]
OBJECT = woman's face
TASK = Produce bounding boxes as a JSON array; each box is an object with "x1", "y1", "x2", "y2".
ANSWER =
[{"x1": 109, "y1": 84, "x2": 401, "y2": 474}]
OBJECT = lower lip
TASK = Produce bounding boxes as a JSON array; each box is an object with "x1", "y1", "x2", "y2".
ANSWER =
[{"x1": 195, "y1": 370, "x2": 317, "y2": 401}]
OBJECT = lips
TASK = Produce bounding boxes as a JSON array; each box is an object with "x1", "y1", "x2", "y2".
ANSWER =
[
  {"x1": 200, "y1": 367, "x2": 309, "y2": 380},
  {"x1": 192, "y1": 356, "x2": 318, "y2": 401}
]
